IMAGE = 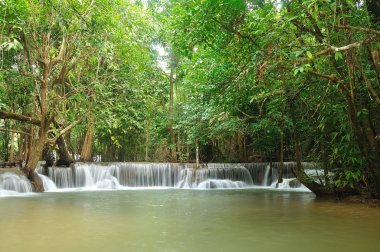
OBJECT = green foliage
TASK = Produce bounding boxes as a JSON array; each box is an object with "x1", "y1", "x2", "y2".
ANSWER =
[{"x1": 1, "y1": 0, "x2": 380, "y2": 196}]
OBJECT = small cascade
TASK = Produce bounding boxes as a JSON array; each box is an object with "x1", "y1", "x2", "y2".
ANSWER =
[
  {"x1": 117, "y1": 163, "x2": 180, "y2": 187},
  {"x1": 37, "y1": 174, "x2": 57, "y2": 191},
  {"x1": 197, "y1": 179, "x2": 247, "y2": 189},
  {"x1": 243, "y1": 163, "x2": 272, "y2": 185},
  {"x1": 0, "y1": 172, "x2": 33, "y2": 195},
  {"x1": 36, "y1": 166, "x2": 75, "y2": 188},
  {"x1": 177, "y1": 165, "x2": 253, "y2": 188},
  {"x1": 273, "y1": 178, "x2": 308, "y2": 190},
  {"x1": 262, "y1": 164, "x2": 271, "y2": 186}
]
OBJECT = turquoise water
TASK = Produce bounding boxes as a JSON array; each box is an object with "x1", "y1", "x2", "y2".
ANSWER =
[{"x1": 0, "y1": 189, "x2": 379, "y2": 252}]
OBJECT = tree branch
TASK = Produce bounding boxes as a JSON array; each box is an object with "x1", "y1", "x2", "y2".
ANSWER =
[
  {"x1": 311, "y1": 39, "x2": 377, "y2": 58},
  {"x1": 356, "y1": 57, "x2": 380, "y2": 105},
  {"x1": 0, "y1": 110, "x2": 41, "y2": 126},
  {"x1": 0, "y1": 128, "x2": 32, "y2": 136},
  {"x1": 336, "y1": 26, "x2": 380, "y2": 36},
  {"x1": 308, "y1": 70, "x2": 339, "y2": 82},
  {"x1": 212, "y1": 18, "x2": 260, "y2": 48},
  {"x1": 50, "y1": 36, "x2": 66, "y2": 67},
  {"x1": 48, "y1": 119, "x2": 81, "y2": 144}
]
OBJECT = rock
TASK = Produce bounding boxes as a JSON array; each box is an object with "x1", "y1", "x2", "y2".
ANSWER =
[{"x1": 289, "y1": 178, "x2": 302, "y2": 188}]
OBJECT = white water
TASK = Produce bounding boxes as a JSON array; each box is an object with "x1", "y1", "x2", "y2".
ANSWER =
[
  {"x1": 262, "y1": 164, "x2": 271, "y2": 186},
  {"x1": 0, "y1": 162, "x2": 313, "y2": 196},
  {"x1": 37, "y1": 173, "x2": 57, "y2": 191},
  {"x1": 0, "y1": 172, "x2": 33, "y2": 196}
]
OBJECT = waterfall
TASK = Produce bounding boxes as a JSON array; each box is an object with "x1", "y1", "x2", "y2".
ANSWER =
[
  {"x1": 37, "y1": 173, "x2": 57, "y2": 191},
  {"x1": 197, "y1": 180, "x2": 247, "y2": 189},
  {"x1": 262, "y1": 164, "x2": 271, "y2": 186},
  {"x1": 35, "y1": 162, "x2": 314, "y2": 190},
  {"x1": 0, "y1": 162, "x2": 315, "y2": 196},
  {"x1": 0, "y1": 172, "x2": 33, "y2": 195},
  {"x1": 35, "y1": 163, "x2": 255, "y2": 190},
  {"x1": 177, "y1": 165, "x2": 253, "y2": 188}
]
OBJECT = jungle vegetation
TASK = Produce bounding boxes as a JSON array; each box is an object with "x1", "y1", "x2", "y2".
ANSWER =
[{"x1": 0, "y1": 0, "x2": 380, "y2": 197}]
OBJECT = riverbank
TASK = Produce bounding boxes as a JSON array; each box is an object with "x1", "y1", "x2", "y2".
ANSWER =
[{"x1": 339, "y1": 194, "x2": 380, "y2": 208}]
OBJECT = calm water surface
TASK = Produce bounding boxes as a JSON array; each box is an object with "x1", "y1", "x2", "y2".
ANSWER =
[{"x1": 0, "y1": 189, "x2": 379, "y2": 252}]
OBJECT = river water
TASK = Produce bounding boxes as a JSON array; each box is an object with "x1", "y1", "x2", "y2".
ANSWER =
[{"x1": 0, "y1": 189, "x2": 379, "y2": 252}]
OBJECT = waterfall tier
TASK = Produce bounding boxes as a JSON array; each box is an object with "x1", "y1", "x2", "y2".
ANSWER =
[
  {"x1": 1, "y1": 162, "x2": 314, "y2": 195},
  {"x1": 0, "y1": 172, "x2": 33, "y2": 196}
]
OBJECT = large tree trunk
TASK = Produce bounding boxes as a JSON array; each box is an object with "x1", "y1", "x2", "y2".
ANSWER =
[
  {"x1": 23, "y1": 126, "x2": 49, "y2": 192},
  {"x1": 362, "y1": 115, "x2": 380, "y2": 198},
  {"x1": 56, "y1": 135, "x2": 74, "y2": 166},
  {"x1": 292, "y1": 134, "x2": 331, "y2": 197},
  {"x1": 18, "y1": 134, "x2": 23, "y2": 161},
  {"x1": 346, "y1": 93, "x2": 380, "y2": 198}
]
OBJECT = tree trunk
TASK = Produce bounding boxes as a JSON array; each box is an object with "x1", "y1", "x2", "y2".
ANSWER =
[
  {"x1": 362, "y1": 115, "x2": 380, "y2": 198},
  {"x1": 186, "y1": 130, "x2": 190, "y2": 162},
  {"x1": 56, "y1": 135, "x2": 74, "y2": 166},
  {"x1": 80, "y1": 120, "x2": 94, "y2": 162},
  {"x1": 169, "y1": 66, "x2": 177, "y2": 162},
  {"x1": 23, "y1": 126, "x2": 49, "y2": 192},
  {"x1": 321, "y1": 139, "x2": 329, "y2": 186},
  {"x1": 177, "y1": 129, "x2": 182, "y2": 161},
  {"x1": 9, "y1": 131, "x2": 15, "y2": 163},
  {"x1": 243, "y1": 136, "x2": 247, "y2": 162},
  {"x1": 18, "y1": 134, "x2": 23, "y2": 161},
  {"x1": 278, "y1": 130, "x2": 284, "y2": 184},
  {"x1": 346, "y1": 94, "x2": 380, "y2": 198},
  {"x1": 145, "y1": 119, "x2": 150, "y2": 161},
  {"x1": 238, "y1": 131, "x2": 244, "y2": 162},
  {"x1": 25, "y1": 128, "x2": 32, "y2": 165},
  {"x1": 4, "y1": 121, "x2": 9, "y2": 162},
  {"x1": 195, "y1": 140, "x2": 200, "y2": 169},
  {"x1": 292, "y1": 134, "x2": 330, "y2": 196}
]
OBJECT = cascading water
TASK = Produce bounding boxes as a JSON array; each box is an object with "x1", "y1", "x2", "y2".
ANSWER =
[
  {"x1": 177, "y1": 165, "x2": 253, "y2": 188},
  {"x1": 35, "y1": 163, "x2": 257, "y2": 190},
  {"x1": 37, "y1": 173, "x2": 57, "y2": 191},
  {"x1": 0, "y1": 172, "x2": 33, "y2": 196},
  {"x1": 0, "y1": 162, "x2": 315, "y2": 196}
]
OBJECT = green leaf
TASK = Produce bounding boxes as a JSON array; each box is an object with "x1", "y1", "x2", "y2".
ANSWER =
[
  {"x1": 335, "y1": 51, "x2": 343, "y2": 60},
  {"x1": 295, "y1": 50, "x2": 304, "y2": 57},
  {"x1": 306, "y1": 51, "x2": 313, "y2": 60}
]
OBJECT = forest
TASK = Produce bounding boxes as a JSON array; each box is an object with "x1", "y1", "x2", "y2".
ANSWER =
[{"x1": 1, "y1": 0, "x2": 380, "y2": 198}]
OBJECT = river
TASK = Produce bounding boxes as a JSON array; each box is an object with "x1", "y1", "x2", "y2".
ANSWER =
[{"x1": 1, "y1": 189, "x2": 379, "y2": 252}]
